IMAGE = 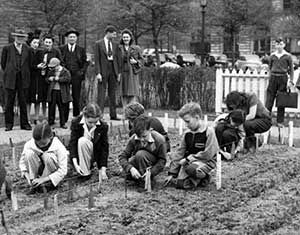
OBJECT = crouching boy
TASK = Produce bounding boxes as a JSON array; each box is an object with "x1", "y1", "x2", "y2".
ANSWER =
[
  {"x1": 118, "y1": 115, "x2": 167, "y2": 188},
  {"x1": 19, "y1": 121, "x2": 68, "y2": 192},
  {"x1": 166, "y1": 102, "x2": 219, "y2": 189}
]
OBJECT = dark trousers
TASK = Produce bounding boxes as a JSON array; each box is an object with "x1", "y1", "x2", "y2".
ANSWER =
[
  {"x1": 215, "y1": 122, "x2": 240, "y2": 152},
  {"x1": 129, "y1": 150, "x2": 158, "y2": 177},
  {"x1": 265, "y1": 74, "x2": 288, "y2": 123},
  {"x1": 5, "y1": 73, "x2": 29, "y2": 128},
  {"x1": 244, "y1": 118, "x2": 272, "y2": 148},
  {"x1": 97, "y1": 62, "x2": 117, "y2": 118},
  {"x1": 48, "y1": 90, "x2": 66, "y2": 126},
  {"x1": 64, "y1": 73, "x2": 82, "y2": 122}
]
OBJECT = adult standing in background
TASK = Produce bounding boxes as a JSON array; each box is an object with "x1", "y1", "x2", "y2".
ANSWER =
[
  {"x1": 27, "y1": 33, "x2": 47, "y2": 124},
  {"x1": 1, "y1": 29, "x2": 32, "y2": 131},
  {"x1": 119, "y1": 29, "x2": 143, "y2": 108},
  {"x1": 265, "y1": 38, "x2": 294, "y2": 127},
  {"x1": 60, "y1": 28, "x2": 88, "y2": 122},
  {"x1": 94, "y1": 25, "x2": 121, "y2": 120}
]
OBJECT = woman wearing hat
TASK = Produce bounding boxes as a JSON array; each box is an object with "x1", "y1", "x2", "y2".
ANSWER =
[
  {"x1": 119, "y1": 29, "x2": 143, "y2": 108},
  {"x1": 27, "y1": 32, "x2": 48, "y2": 124}
]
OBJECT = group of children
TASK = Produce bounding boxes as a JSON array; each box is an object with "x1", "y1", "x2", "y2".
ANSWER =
[{"x1": 0, "y1": 101, "x2": 249, "y2": 198}]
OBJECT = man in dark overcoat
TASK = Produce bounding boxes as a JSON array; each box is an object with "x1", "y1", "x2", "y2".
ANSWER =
[
  {"x1": 1, "y1": 29, "x2": 32, "y2": 131},
  {"x1": 60, "y1": 28, "x2": 88, "y2": 122}
]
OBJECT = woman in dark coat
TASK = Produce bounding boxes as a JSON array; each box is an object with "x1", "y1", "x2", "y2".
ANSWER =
[
  {"x1": 119, "y1": 29, "x2": 143, "y2": 108},
  {"x1": 39, "y1": 34, "x2": 62, "y2": 112},
  {"x1": 27, "y1": 34, "x2": 46, "y2": 123}
]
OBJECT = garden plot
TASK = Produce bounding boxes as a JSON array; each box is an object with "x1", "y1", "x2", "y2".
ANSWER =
[{"x1": 1, "y1": 131, "x2": 300, "y2": 235}]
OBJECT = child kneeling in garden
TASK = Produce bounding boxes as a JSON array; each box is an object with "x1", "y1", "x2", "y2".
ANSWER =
[
  {"x1": 19, "y1": 121, "x2": 68, "y2": 193},
  {"x1": 166, "y1": 102, "x2": 219, "y2": 189},
  {"x1": 118, "y1": 115, "x2": 167, "y2": 188}
]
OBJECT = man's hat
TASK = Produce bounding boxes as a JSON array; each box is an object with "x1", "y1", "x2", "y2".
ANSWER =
[
  {"x1": 65, "y1": 28, "x2": 80, "y2": 37},
  {"x1": 11, "y1": 29, "x2": 27, "y2": 37},
  {"x1": 48, "y1": 58, "x2": 60, "y2": 68}
]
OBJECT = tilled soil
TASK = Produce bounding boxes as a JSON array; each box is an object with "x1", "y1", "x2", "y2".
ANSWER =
[{"x1": 1, "y1": 133, "x2": 300, "y2": 235}]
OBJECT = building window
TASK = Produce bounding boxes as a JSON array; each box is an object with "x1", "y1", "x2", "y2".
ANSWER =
[
  {"x1": 283, "y1": 0, "x2": 292, "y2": 9},
  {"x1": 254, "y1": 38, "x2": 270, "y2": 55}
]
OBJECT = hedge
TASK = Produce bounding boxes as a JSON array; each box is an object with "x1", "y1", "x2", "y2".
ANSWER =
[{"x1": 82, "y1": 65, "x2": 216, "y2": 113}]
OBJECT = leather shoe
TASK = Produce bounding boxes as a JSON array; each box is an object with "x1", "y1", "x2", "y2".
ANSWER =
[
  {"x1": 21, "y1": 125, "x2": 32, "y2": 131},
  {"x1": 60, "y1": 124, "x2": 68, "y2": 129},
  {"x1": 5, "y1": 126, "x2": 13, "y2": 131},
  {"x1": 110, "y1": 117, "x2": 121, "y2": 121}
]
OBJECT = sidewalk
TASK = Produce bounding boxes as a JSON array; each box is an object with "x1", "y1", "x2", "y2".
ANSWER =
[{"x1": 1, "y1": 115, "x2": 300, "y2": 146}]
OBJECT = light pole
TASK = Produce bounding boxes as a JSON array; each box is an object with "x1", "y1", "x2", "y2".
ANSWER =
[{"x1": 200, "y1": 0, "x2": 207, "y2": 65}]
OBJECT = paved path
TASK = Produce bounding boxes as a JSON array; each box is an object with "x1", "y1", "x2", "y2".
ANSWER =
[{"x1": 1, "y1": 114, "x2": 300, "y2": 146}]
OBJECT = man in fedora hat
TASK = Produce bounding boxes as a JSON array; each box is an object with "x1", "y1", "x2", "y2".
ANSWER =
[
  {"x1": 1, "y1": 29, "x2": 32, "y2": 131},
  {"x1": 59, "y1": 28, "x2": 88, "y2": 122}
]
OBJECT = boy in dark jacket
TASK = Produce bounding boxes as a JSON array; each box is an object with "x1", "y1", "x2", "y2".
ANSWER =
[
  {"x1": 46, "y1": 58, "x2": 72, "y2": 128},
  {"x1": 118, "y1": 115, "x2": 167, "y2": 188},
  {"x1": 166, "y1": 102, "x2": 219, "y2": 189}
]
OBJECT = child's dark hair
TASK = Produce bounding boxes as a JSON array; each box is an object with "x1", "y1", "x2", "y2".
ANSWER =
[
  {"x1": 82, "y1": 103, "x2": 101, "y2": 118},
  {"x1": 105, "y1": 25, "x2": 117, "y2": 34},
  {"x1": 124, "y1": 102, "x2": 145, "y2": 120},
  {"x1": 225, "y1": 91, "x2": 248, "y2": 111},
  {"x1": 133, "y1": 114, "x2": 151, "y2": 137},
  {"x1": 178, "y1": 102, "x2": 202, "y2": 118},
  {"x1": 33, "y1": 121, "x2": 53, "y2": 141},
  {"x1": 228, "y1": 109, "x2": 245, "y2": 125},
  {"x1": 275, "y1": 37, "x2": 284, "y2": 43}
]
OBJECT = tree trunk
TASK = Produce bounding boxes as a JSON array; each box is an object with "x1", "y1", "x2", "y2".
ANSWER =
[{"x1": 153, "y1": 37, "x2": 160, "y2": 65}]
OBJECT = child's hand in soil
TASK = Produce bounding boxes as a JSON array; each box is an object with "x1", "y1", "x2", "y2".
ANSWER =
[
  {"x1": 32, "y1": 177, "x2": 49, "y2": 187},
  {"x1": 130, "y1": 167, "x2": 142, "y2": 179}
]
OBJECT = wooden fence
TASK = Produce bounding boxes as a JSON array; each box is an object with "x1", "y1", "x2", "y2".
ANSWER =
[{"x1": 215, "y1": 68, "x2": 300, "y2": 114}]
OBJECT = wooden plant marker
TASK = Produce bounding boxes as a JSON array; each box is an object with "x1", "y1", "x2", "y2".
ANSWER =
[
  {"x1": 53, "y1": 194, "x2": 59, "y2": 225},
  {"x1": 173, "y1": 117, "x2": 177, "y2": 129},
  {"x1": 88, "y1": 184, "x2": 95, "y2": 209},
  {"x1": 164, "y1": 113, "x2": 169, "y2": 131},
  {"x1": 263, "y1": 130, "x2": 270, "y2": 145},
  {"x1": 144, "y1": 167, "x2": 152, "y2": 193},
  {"x1": 9, "y1": 138, "x2": 16, "y2": 170},
  {"x1": 42, "y1": 185, "x2": 49, "y2": 210},
  {"x1": 124, "y1": 177, "x2": 127, "y2": 199},
  {"x1": 204, "y1": 115, "x2": 208, "y2": 125},
  {"x1": 288, "y1": 121, "x2": 294, "y2": 147},
  {"x1": 110, "y1": 122, "x2": 113, "y2": 135},
  {"x1": 255, "y1": 135, "x2": 259, "y2": 151},
  {"x1": 148, "y1": 112, "x2": 152, "y2": 117},
  {"x1": 122, "y1": 119, "x2": 126, "y2": 132},
  {"x1": 117, "y1": 127, "x2": 123, "y2": 142},
  {"x1": 179, "y1": 119, "x2": 183, "y2": 135},
  {"x1": 230, "y1": 142, "x2": 236, "y2": 159},
  {"x1": 11, "y1": 191, "x2": 18, "y2": 211},
  {"x1": 0, "y1": 210, "x2": 9, "y2": 235},
  {"x1": 67, "y1": 181, "x2": 74, "y2": 203},
  {"x1": 216, "y1": 153, "x2": 222, "y2": 190}
]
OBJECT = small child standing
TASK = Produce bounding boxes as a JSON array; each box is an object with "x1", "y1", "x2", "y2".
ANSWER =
[
  {"x1": 46, "y1": 57, "x2": 72, "y2": 129},
  {"x1": 166, "y1": 102, "x2": 219, "y2": 189},
  {"x1": 19, "y1": 121, "x2": 68, "y2": 193}
]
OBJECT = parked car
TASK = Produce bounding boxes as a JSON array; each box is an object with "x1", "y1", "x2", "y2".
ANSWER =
[
  {"x1": 207, "y1": 53, "x2": 229, "y2": 67},
  {"x1": 234, "y1": 54, "x2": 268, "y2": 71}
]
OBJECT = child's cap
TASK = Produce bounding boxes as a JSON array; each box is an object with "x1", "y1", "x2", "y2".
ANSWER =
[{"x1": 48, "y1": 58, "x2": 60, "y2": 68}]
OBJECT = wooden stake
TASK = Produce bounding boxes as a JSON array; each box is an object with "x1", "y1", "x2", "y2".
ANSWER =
[
  {"x1": 230, "y1": 142, "x2": 235, "y2": 159},
  {"x1": 67, "y1": 181, "x2": 74, "y2": 203},
  {"x1": 0, "y1": 210, "x2": 9, "y2": 235},
  {"x1": 144, "y1": 167, "x2": 152, "y2": 192},
  {"x1": 255, "y1": 135, "x2": 259, "y2": 151},
  {"x1": 164, "y1": 113, "x2": 169, "y2": 131},
  {"x1": 288, "y1": 121, "x2": 294, "y2": 147},
  {"x1": 118, "y1": 127, "x2": 123, "y2": 141},
  {"x1": 179, "y1": 119, "x2": 183, "y2": 135},
  {"x1": 263, "y1": 131, "x2": 269, "y2": 145},
  {"x1": 278, "y1": 127, "x2": 282, "y2": 144},
  {"x1": 88, "y1": 184, "x2": 95, "y2": 209},
  {"x1": 9, "y1": 138, "x2": 16, "y2": 170},
  {"x1": 42, "y1": 185, "x2": 48, "y2": 210},
  {"x1": 216, "y1": 153, "x2": 222, "y2": 190},
  {"x1": 173, "y1": 118, "x2": 177, "y2": 128},
  {"x1": 148, "y1": 112, "x2": 152, "y2": 117},
  {"x1": 110, "y1": 122, "x2": 113, "y2": 135},
  {"x1": 11, "y1": 191, "x2": 18, "y2": 211},
  {"x1": 122, "y1": 119, "x2": 126, "y2": 132},
  {"x1": 204, "y1": 115, "x2": 208, "y2": 125},
  {"x1": 124, "y1": 178, "x2": 127, "y2": 199},
  {"x1": 53, "y1": 194, "x2": 59, "y2": 225}
]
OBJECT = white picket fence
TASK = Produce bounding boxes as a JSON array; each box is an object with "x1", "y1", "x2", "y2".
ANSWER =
[{"x1": 215, "y1": 68, "x2": 300, "y2": 114}]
